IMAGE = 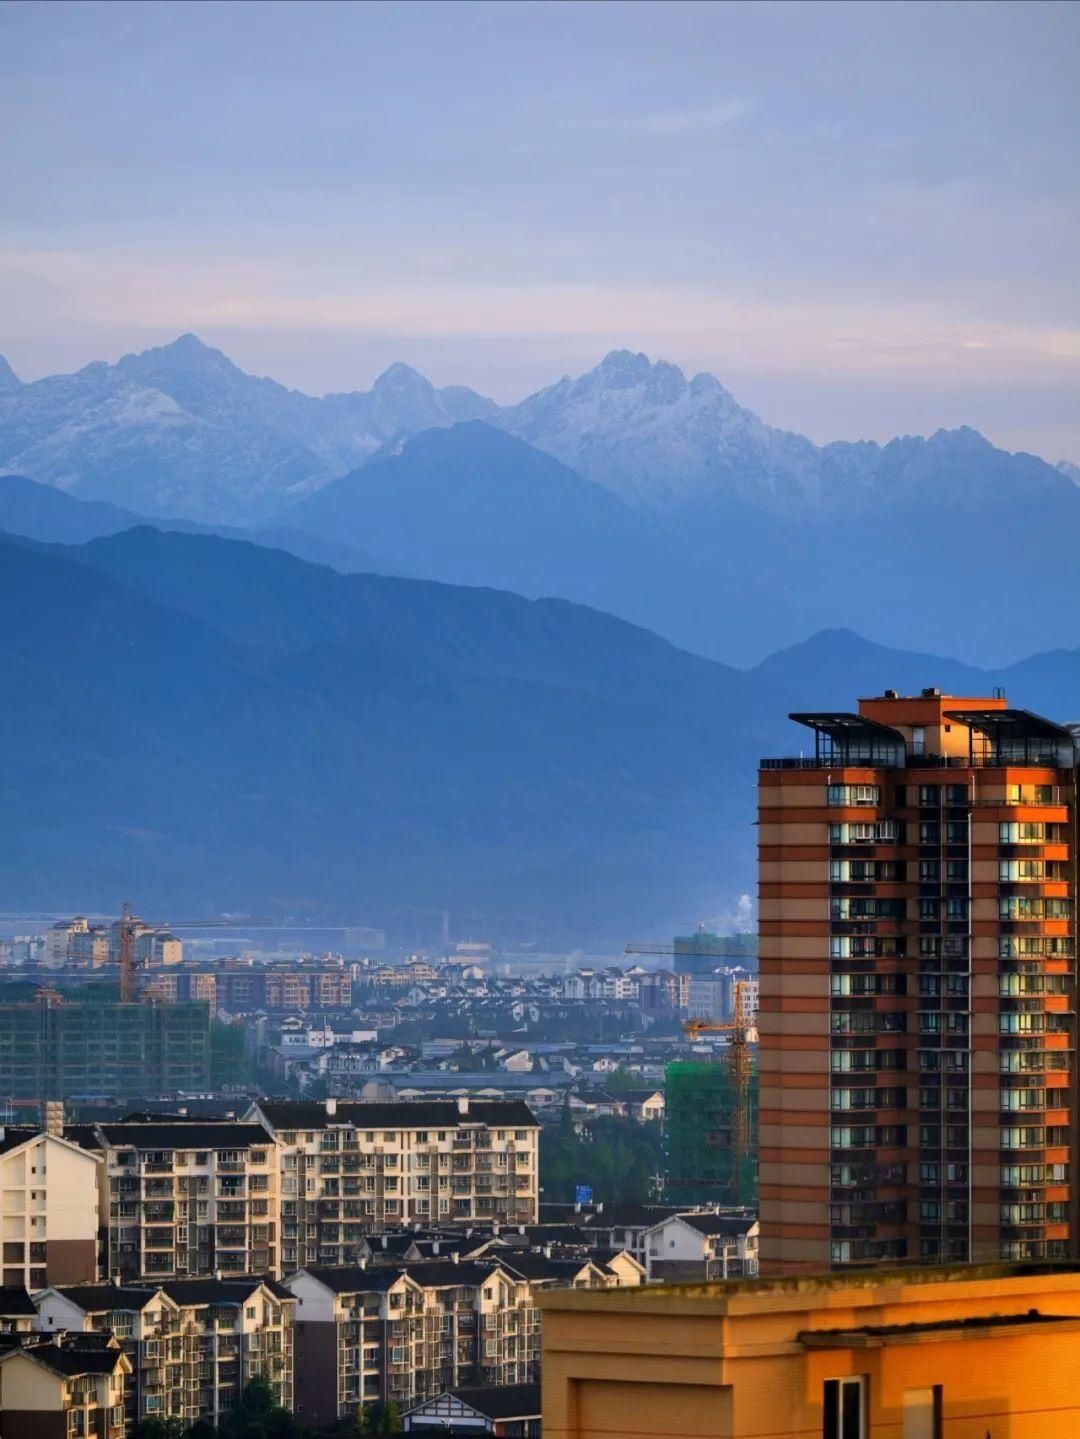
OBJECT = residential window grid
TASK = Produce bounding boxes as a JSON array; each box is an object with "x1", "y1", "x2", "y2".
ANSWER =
[
  {"x1": 760, "y1": 692, "x2": 1077, "y2": 1274},
  {"x1": 58, "y1": 1286, "x2": 294, "y2": 1428},
  {"x1": 101, "y1": 1129, "x2": 279, "y2": 1283},
  {"x1": 313, "y1": 1265, "x2": 585, "y2": 1419},
  {"x1": 270, "y1": 1113, "x2": 539, "y2": 1274}
]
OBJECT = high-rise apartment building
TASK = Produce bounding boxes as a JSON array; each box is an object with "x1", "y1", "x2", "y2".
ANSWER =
[{"x1": 759, "y1": 689, "x2": 1077, "y2": 1273}]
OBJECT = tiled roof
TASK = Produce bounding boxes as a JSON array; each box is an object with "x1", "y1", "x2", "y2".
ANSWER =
[
  {"x1": 255, "y1": 1099, "x2": 538, "y2": 1130},
  {"x1": 97, "y1": 1123, "x2": 271, "y2": 1149}
]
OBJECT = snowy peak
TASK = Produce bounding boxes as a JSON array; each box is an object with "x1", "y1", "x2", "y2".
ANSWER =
[
  {"x1": 0, "y1": 336, "x2": 498, "y2": 524},
  {"x1": 371, "y1": 361, "x2": 436, "y2": 395},
  {"x1": 498, "y1": 349, "x2": 819, "y2": 513},
  {"x1": 116, "y1": 332, "x2": 241, "y2": 379},
  {"x1": 0, "y1": 355, "x2": 21, "y2": 392}
]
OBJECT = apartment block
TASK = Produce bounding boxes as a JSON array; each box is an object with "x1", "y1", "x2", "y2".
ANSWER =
[
  {"x1": 0, "y1": 1130, "x2": 100, "y2": 1288},
  {"x1": 65, "y1": 1124, "x2": 279, "y2": 1283},
  {"x1": 0, "y1": 1337, "x2": 129, "y2": 1439},
  {"x1": 33, "y1": 1278, "x2": 294, "y2": 1430},
  {"x1": 0, "y1": 1001, "x2": 210, "y2": 1100},
  {"x1": 287, "y1": 1259, "x2": 558, "y2": 1424},
  {"x1": 759, "y1": 689, "x2": 1077, "y2": 1273},
  {"x1": 148, "y1": 962, "x2": 353, "y2": 1014},
  {"x1": 247, "y1": 1100, "x2": 540, "y2": 1273}
]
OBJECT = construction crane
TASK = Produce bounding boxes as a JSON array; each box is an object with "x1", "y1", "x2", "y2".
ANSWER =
[
  {"x1": 112, "y1": 902, "x2": 282, "y2": 1002},
  {"x1": 624, "y1": 942, "x2": 756, "y2": 962},
  {"x1": 627, "y1": 929, "x2": 757, "y2": 1205},
  {"x1": 681, "y1": 978, "x2": 756, "y2": 1205}
]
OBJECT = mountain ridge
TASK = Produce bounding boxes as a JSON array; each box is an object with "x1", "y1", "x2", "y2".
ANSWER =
[
  {"x1": 0, "y1": 524, "x2": 785, "y2": 935},
  {"x1": 6, "y1": 338, "x2": 1080, "y2": 667},
  {"x1": 0, "y1": 335, "x2": 497, "y2": 523},
  {"x1": 9, "y1": 522, "x2": 1080, "y2": 933},
  {"x1": 4, "y1": 335, "x2": 1064, "y2": 526}
]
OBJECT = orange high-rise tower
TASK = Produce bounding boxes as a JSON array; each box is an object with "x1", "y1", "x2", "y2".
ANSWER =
[{"x1": 759, "y1": 689, "x2": 1078, "y2": 1273}]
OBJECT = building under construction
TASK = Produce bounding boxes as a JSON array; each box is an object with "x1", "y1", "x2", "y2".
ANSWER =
[
  {"x1": 0, "y1": 995, "x2": 210, "y2": 1099},
  {"x1": 664, "y1": 1057, "x2": 758, "y2": 1207}
]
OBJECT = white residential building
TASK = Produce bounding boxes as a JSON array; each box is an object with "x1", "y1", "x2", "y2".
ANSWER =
[{"x1": 0, "y1": 1128, "x2": 101, "y2": 1288}]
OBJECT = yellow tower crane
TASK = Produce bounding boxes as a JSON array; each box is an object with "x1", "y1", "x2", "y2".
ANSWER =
[{"x1": 625, "y1": 940, "x2": 757, "y2": 1205}]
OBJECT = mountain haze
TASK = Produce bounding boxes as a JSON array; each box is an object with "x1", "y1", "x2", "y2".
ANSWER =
[
  {"x1": 0, "y1": 526, "x2": 784, "y2": 934},
  {"x1": 286, "y1": 421, "x2": 731, "y2": 644},
  {"x1": 0, "y1": 472, "x2": 402, "y2": 576}
]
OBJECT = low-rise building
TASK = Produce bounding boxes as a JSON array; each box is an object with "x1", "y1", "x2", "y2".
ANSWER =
[
  {"x1": 621, "y1": 1089, "x2": 665, "y2": 1123},
  {"x1": 642, "y1": 1212, "x2": 759, "y2": 1281},
  {"x1": 287, "y1": 1259, "x2": 549, "y2": 1424},
  {"x1": 403, "y1": 1383, "x2": 541, "y2": 1435},
  {"x1": 541, "y1": 1263, "x2": 1080, "y2": 1439},
  {"x1": 0, "y1": 1337, "x2": 129, "y2": 1439}
]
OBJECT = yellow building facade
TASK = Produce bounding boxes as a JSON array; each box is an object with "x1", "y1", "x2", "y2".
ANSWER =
[{"x1": 540, "y1": 1263, "x2": 1080, "y2": 1439}]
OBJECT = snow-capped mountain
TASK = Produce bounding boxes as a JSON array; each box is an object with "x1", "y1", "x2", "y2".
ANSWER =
[
  {"x1": 497, "y1": 349, "x2": 821, "y2": 514},
  {"x1": 2, "y1": 334, "x2": 1074, "y2": 584},
  {"x1": 0, "y1": 335, "x2": 495, "y2": 524},
  {"x1": 498, "y1": 349, "x2": 1075, "y2": 526}
]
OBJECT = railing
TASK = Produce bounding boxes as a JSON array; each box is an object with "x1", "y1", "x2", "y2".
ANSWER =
[{"x1": 761, "y1": 754, "x2": 1071, "y2": 772}]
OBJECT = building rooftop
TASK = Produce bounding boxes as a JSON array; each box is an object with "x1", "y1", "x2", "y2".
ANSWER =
[
  {"x1": 0, "y1": 1287, "x2": 35, "y2": 1316},
  {"x1": 447, "y1": 1383, "x2": 541, "y2": 1420},
  {"x1": 254, "y1": 1099, "x2": 538, "y2": 1129},
  {"x1": 95, "y1": 1123, "x2": 271, "y2": 1150},
  {"x1": 799, "y1": 1311, "x2": 1080, "y2": 1348},
  {"x1": 54, "y1": 1285, "x2": 158, "y2": 1312},
  {"x1": 1, "y1": 1343, "x2": 127, "y2": 1378},
  {"x1": 665, "y1": 1213, "x2": 758, "y2": 1238},
  {"x1": 156, "y1": 1277, "x2": 292, "y2": 1305},
  {"x1": 538, "y1": 1261, "x2": 1080, "y2": 1314}
]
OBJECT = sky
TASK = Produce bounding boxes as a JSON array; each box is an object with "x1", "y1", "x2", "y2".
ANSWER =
[{"x1": 2, "y1": 0, "x2": 1078, "y2": 458}]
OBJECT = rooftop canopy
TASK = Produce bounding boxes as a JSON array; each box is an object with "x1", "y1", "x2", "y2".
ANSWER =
[
  {"x1": 944, "y1": 708, "x2": 1077, "y2": 765},
  {"x1": 789, "y1": 712, "x2": 906, "y2": 766}
]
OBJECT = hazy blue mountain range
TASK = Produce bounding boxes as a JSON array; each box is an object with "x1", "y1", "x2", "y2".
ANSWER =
[
  {"x1": 0, "y1": 525, "x2": 786, "y2": 935},
  {"x1": 0, "y1": 471, "x2": 403, "y2": 577},
  {"x1": 7, "y1": 523, "x2": 1080, "y2": 934},
  {"x1": 286, "y1": 421, "x2": 737, "y2": 649},
  {"x1": 5, "y1": 338, "x2": 1080, "y2": 665}
]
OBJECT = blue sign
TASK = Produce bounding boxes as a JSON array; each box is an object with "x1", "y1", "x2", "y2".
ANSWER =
[{"x1": 575, "y1": 1185, "x2": 593, "y2": 1205}]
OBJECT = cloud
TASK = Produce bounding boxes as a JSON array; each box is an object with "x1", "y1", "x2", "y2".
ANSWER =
[
  {"x1": 3, "y1": 248, "x2": 1076, "y2": 389},
  {"x1": 635, "y1": 99, "x2": 747, "y2": 135}
]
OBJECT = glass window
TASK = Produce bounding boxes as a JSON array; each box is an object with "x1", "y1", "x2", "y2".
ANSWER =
[{"x1": 823, "y1": 1377, "x2": 866, "y2": 1439}]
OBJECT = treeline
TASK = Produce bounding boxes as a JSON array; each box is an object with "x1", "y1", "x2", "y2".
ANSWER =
[
  {"x1": 540, "y1": 1109, "x2": 664, "y2": 1205},
  {"x1": 135, "y1": 1379, "x2": 403, "y2": 1439}
]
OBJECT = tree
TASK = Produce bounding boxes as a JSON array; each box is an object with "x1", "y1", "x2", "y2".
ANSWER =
[
  {"x1": 220, "y1": 1376, "x2": 305, "y2": 1439},
  {"x1": 135, "y1": 1421, "x2": 187, "y2": 1439},
  {"x1": 540, "y1": 1114, "x2": 664, "y2": 1205},
  {"x1": 352, "y1": 1403, "x2": 401, "y2": 1436}
]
